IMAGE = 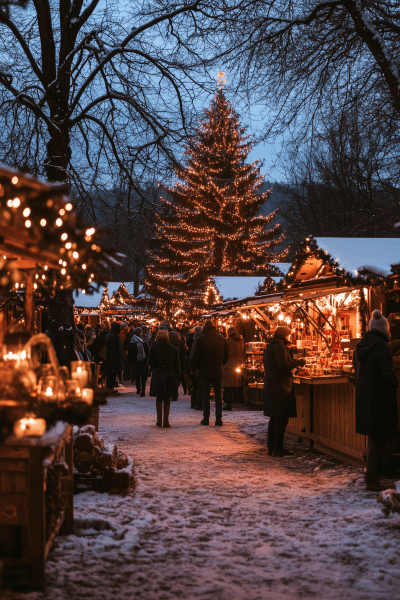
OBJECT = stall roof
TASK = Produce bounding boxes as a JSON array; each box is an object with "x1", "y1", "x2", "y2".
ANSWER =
[
  {"x1": 315, "y1": 238, "x2": 400, "y2": 277},
  {"x1": 213, "y1": 277, "x2": 264, "y2": 300},
  {"x1": 213, "y1": 265, "x2": 290, "y2": 301},
  {"x1": 74, "y1": 286, "x2": 104, "y2": 308}
]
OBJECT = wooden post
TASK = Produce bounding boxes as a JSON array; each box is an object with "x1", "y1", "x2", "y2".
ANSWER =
[
  {"x1": 24, "y1": 271, "x2": 34, "y2": 333},
  {"x1": 62, "y1": 427, "x2": 74, "y2": 534},
  {"x1": 28, "y1": 447, "x2": 46, "y2": 591}
]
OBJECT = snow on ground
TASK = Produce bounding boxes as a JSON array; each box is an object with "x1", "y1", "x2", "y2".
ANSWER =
[{"x1": 5, "y1": 385, "x2": 400, "y2": 600}]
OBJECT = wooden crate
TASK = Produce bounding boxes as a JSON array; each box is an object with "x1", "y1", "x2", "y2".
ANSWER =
[{"x1": 0, "y1": 424, "x2": 73, "y2": 591}]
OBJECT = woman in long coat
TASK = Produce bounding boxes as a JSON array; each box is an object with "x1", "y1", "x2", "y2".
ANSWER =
[
  {"x1": 355, "y1": 310, "x2": 399, "y2": 490},
  {"x1": 222, "y1": 327, "x2": 246, "y2": 410},
  {"x1": 148, "y1": 329, "x2": 180, "y2": 427},
  {"x1": 263, "y1": 326, "x2": 305, "y2": 457}
]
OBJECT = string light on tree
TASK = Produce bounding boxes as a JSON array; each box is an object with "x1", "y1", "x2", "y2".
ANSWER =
[{"x1": 146, "y1": 75, "x2": 286, "y2": 318}]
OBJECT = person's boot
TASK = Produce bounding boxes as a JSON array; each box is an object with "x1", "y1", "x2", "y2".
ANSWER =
[
  {"x1": 163, "y1": 404, "x2": 171, "y2": 427},
  {"x1": 215, "y1": 418, "x2": 223, "y2": 426},
  {"x1": 267, "y1": 447, "x2": 273, "y2": 456},
  {"x1": 201, "y1": 418, "x2": 209, "y2": 425},
  {"x1": 156, "y1": 402, "x2": 162, "y2": 427}
]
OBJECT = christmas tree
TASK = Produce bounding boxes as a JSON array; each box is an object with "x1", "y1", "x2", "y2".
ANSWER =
[{"x1": 146, "y1": 74, "x2": 286, "y2": 318}]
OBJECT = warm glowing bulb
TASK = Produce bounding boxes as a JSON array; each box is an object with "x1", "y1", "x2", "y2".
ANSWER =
[
  {"x1": 25, "y1": 220, "x2": 31, "y2": 228},
  {"x1": 13, "y1": 197, "x2": 21, "y2": 207},
  {"x1": 61, "y1": 233, "x2": 68, "y2": 241},
  {"x1": 11, "y1": 176, "x2": 18, "y2": 184},
  {"x1": 40, "y1": 218, "x2": 47, "y2": 226},
  {"x1": 65, "y1": 203, "x2": 73, "y2": 211},
  {"x1": 55, "y1": 218, "x2": 62, "y2": 227},
  {"x1": 45, "y1": 386, "x2": 52, "y2": 396},
  {"x1": 73, "y1": 251, "x2": 79, "y2": 259},
  {"x1": 22, "y1": 207, "x2": 30, "y2": 217}
]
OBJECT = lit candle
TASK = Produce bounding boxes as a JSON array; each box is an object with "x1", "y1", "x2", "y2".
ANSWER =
[
  {"x1": 14, "y1": 417, "x2": 46, "y2": 437},
  {"x1": 81, "y1": 388, "x2": 93, "y2": 405}
]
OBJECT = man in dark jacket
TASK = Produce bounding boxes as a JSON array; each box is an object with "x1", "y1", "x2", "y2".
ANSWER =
[
  {"x1": 355, "y1": 310, "x2": 399, "y2": 491},
  {"x1": 191, "y1": 320, "x2": 228, "y2": 426},
  {"x1": 188, "y1": 326, "x2": 203, "y2": 409},
  {"x1": 105, "y1": 322, "x2": 120, "y2": 392},
  {"x1": 263, "y1": 326, "x2": 306, "y2": 457}
]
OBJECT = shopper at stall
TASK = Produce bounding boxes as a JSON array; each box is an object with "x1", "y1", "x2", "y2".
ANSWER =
[
  {"x1": 354, "y1": 310, "x2": 399, "y2": 491},
  {"x1": 263, "y1": 326, "x2": 306, "y2": 457},
  {"x1": 148, "y1": 328, "x2": 180, "y2": 427},
  {"x1": 191, "y1": 320, "x2": 228, "y2": 426},
  {"x1": 105, "y1": 321, "x2": 121, "y2": 392},
  {"x1": 222, "y1": 327, "x2": 246, "y2": 411},
  {"x1": 129, "y1": 327, "x2": 149, "y2": 396}
]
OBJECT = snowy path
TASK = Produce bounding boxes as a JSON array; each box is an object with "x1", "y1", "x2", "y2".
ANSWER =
[{"x1": 6, "y1": 387, "x2": 400, "y2": 600}]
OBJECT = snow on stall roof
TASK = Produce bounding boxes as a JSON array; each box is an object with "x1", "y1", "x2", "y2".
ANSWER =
[
  {"x1": 74, "y1": 282, "x2": 136, "y2": 308},
  {"x1": 74, "y1": 286, "x2": 104, "y2": 308},
  {"x1": 214, "y1": 277, "x2": 265, "y2": 300},
  {"x1": 315, "y1": 237, "x2": 400, "y2": 277}
]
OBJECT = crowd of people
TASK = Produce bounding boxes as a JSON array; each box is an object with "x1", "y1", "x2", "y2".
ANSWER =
[{"x1": 45, "y1": 310, "x2": 400, "y2": 491}]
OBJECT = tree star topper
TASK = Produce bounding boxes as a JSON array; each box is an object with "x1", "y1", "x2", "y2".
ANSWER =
[{"x1": 216, "y1": 72, "x2": 226, "y2": 89}]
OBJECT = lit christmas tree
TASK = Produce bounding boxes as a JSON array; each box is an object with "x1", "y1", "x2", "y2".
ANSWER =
[{"x1": 146, "y1": 74, "x2": 286, "y2": 317}]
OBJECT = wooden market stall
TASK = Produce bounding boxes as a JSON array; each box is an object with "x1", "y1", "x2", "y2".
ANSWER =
[
  {"x1": 212, "y1": 237, "x2": 400, "y2": 466},
  {"x1": 0, "y1": 165, "x2": 118, "y2": 590}
]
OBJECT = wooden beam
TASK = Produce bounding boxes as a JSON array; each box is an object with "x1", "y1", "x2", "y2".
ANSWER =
[
  {"x1": 24, "y1": 271, "x2": 34, "y2": 332},
  {"x1": 253, "y1": 307, "x2": 276, "y2": 329},
  {"x1": 248, "y1": 312, "x2": 268, "y2": 333}
]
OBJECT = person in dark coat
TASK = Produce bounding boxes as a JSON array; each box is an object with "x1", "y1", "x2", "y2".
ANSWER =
[
  {"x1": 188, "y1": 326, "x2": 203, "y2": 409},
  {"x1": 222, "y1": 327, "x2": 246, "y2": 410},
  {"x1": 88, "y1": 322, "x2": 108, "y2": 363},
  {"x1": 148, "y1": 329, "x2": 180, "y2": 427},
  {"x1": 168, "y1": 330, "x2": 188, "y2": 399},
  {"x1": 191, "y1": 320, "x2": 228, "y2": 426},
  {"x1": 129, "y1": 327, "x2": 150, "y2": 396},
  {"x1": 263, "y1": 326, "x2": 306, "y2": 457},
  {"x1": 105, "y1": 322, "x2": 120, "y2": 392},
  {"x1": 355, "y1": 310, "x2": 399, "y2": 491}
]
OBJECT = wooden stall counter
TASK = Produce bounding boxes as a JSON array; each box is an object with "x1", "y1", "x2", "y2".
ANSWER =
[
  {"x1": 287, "y1": 377, "x2": 367, "y2": 466},
  {"x1": 0, "y1": 423, "x2": 73, "y2": 591}
]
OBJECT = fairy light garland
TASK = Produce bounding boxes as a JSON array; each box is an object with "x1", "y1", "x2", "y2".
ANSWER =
[{"x1": 0, "y1": 170, "x2": 122, "y2": 296}]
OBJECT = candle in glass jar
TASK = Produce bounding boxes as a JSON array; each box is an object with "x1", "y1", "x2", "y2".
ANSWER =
[
  {"x1": 71, "y1": 365, "x2": 88, "y2": 388},
  {"x1": 81, "y1": 388, "x2": 93, "y2": 405},
  {"x1": 14, "y1": 416, "x2": 46, "y2": 437}
]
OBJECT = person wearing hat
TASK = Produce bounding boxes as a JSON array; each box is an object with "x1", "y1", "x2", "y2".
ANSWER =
[
  {"x1": 129, "y1": 327, "x2": 149, "y2": 396},
  {"x1": 355, "y1": 310, "x2": 399, "y2": 491},
  {"x1": 191, "y1": 320, "x2": 229, "y2": 426},
  {"x1": 222, "y1": 327, "x2": 246, "y2": 411},
  {"x1": 148, "y1": 328, "x2": 180, "y2": 427},
  {"x1": 263, "y1": 326, "x2": 306, "y2": 457},
  {"x1": 188, "y1": 325, "x2": 204, "y2": 409}
]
